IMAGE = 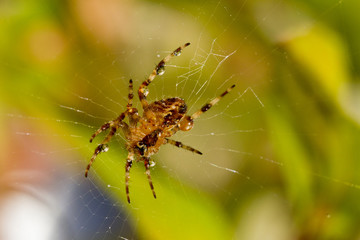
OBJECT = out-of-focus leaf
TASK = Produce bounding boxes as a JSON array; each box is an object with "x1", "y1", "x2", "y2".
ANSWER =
[
  {"x1": 283, "y1": 25, "x2": 350, "y2": 102},
  {"x1": 266, "y1": 103, "x2": 313, "y2": 219}
]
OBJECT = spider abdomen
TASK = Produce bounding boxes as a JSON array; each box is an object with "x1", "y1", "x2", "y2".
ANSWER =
[
  {"x1": 129, "y1": 96, "x2": 188, "y2": 157},
  {"x1": 133, "y1": 129, "x2": 167, "y2": 157}
]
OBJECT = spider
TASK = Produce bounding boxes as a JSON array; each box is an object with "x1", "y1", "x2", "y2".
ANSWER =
[{"x1": 85, "y1": 42, "x2": 235, "y2": 203}]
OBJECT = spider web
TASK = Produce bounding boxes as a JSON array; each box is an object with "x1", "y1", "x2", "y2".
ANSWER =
[{"x1": 1, "y1": 0, "x2": 359, "y2": 239}]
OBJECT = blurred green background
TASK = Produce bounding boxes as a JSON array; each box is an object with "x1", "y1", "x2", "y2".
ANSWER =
[{"x1": 1, "y1": 0, "x2": 360, "y2": 239}]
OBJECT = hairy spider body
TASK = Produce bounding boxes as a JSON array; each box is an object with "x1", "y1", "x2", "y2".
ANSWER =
[
  {"x1": 130, "y1": 98, "x2": 187, "y2": 157},
  {"x1": 85, "y1": 43, "x2": 235, "y2": 203}
]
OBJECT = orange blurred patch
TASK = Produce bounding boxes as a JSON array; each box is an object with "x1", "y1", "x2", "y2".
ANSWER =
[
  {"x1": 73, "y1": 0, "x2": 134, "y2": 46},
  {"x1": 24, "y1": 23, "x2": 67, "y2": 63}
]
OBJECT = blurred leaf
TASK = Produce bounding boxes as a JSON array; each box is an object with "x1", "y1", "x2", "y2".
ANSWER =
[
  {"x1": 266, "y1": 103, "x2": 313, "y2": 220},
  {"x1": 283, "y1": 25, "x2": 350, "y2": 102}
]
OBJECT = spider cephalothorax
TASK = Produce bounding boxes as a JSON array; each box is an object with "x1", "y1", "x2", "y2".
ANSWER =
[{"x1": 85, "y1": 43, "x2": 235, "y2": 203}]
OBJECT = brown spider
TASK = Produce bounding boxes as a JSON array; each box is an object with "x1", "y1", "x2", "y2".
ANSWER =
[{"x1": 85, "y1": 42, "x2": 235, "y2": 203}]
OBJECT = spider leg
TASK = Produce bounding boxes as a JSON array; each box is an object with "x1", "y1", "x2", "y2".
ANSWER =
[
  {"x1": 127, "y1": 79, "x2": 134, "y2": 109},
  {"x1": 126, "y1": 79, "x2": 140, "y2": 127},
  {"x1": 143, "y1": 157, "x2": 157, "y2": 199},
  {"x1": 85, "y1": 126, "x2": 117, "y2": 177},
  {"x1": 138, "y1": 42, "x2": 191, "y2": 109},
  {"x1": 89, "y1": 112, "x2": 126, "y2": 142},
  {"x1": 86, "y1": 113, "x2": 128, "y2": 177},
  {"x1": 89, "y1": 122, "x2": 110, "y2": 143},
  {"x1": 166, "y1": 138, "x2": 202, "y2": 155},
  {"x1": 191, "y1": 84, "x2": 236, "y2": 119},
  {"x1": 125, "y1": 152, "x2": 134, "y2": 203}
]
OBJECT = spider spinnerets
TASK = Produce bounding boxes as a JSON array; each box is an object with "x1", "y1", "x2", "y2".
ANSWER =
[{"x1": 85, "y1": 42, "x2": 235, "y2": 203}]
